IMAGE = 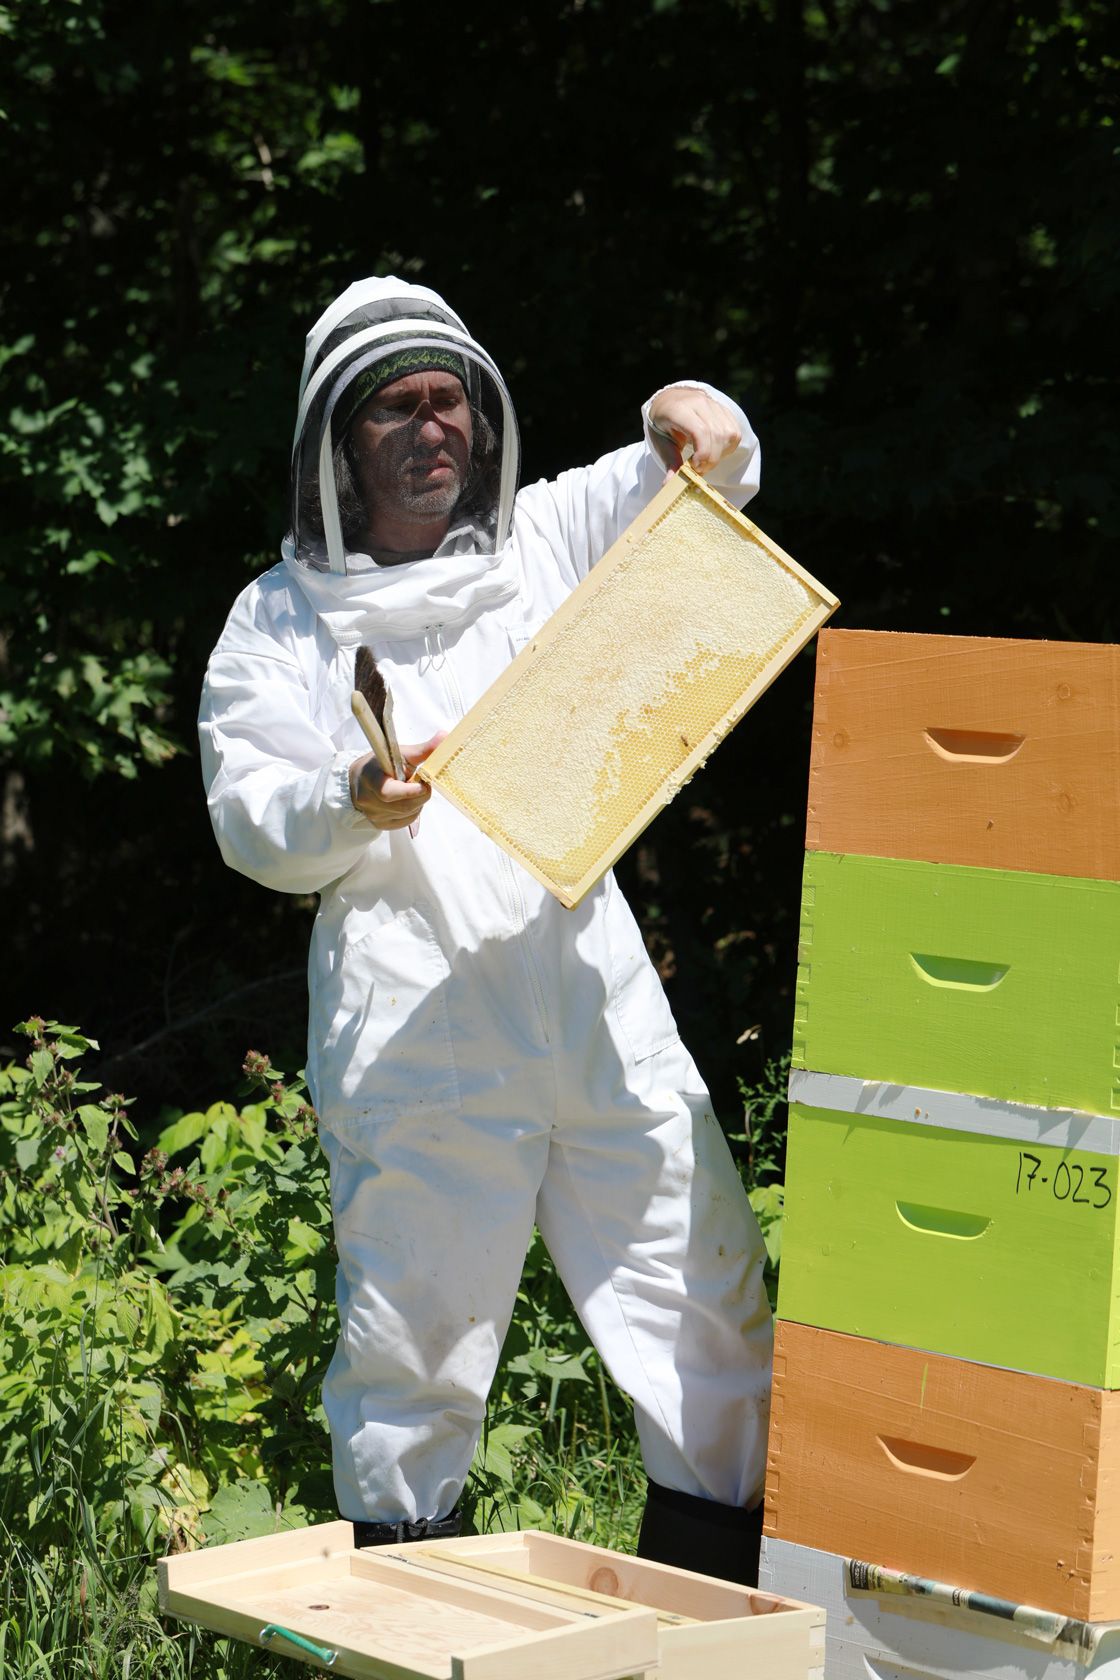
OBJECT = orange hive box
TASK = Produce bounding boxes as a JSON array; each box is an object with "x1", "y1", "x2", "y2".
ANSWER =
[
  {"x1": 416, "y1": 463, "x2": 838, "y2": 908},
  {"x1": 806, "y1": 630, "x2": 1120, "y2": 880},
  {"x1": 765, "y1": 1320, "x2": 1120, "y2": 1622}
]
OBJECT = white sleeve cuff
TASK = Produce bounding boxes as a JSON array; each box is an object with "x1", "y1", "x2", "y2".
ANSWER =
[
  {"x1": 326, "y1": 750, "x2": 375, "y2": 832},
  {"x1": 641, "y1": 380, "x2": 761, "y2": 510}
]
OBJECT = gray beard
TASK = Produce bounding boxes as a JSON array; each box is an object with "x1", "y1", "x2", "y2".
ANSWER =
[{"x1": 392, "y1": 458, "x2": 464, "y2": 519}]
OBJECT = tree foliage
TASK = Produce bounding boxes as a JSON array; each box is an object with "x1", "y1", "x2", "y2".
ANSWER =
[{"x1": 2, "y1": 0, "x2": 1117, "y2": 1114}]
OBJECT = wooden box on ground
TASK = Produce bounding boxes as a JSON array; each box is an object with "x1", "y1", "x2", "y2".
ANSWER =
[
  {"x1": 416, "y1": 463, "x2": 837, "y2": 908},
  {"x1": 158, "y1": 1520, "x2": 824, "y2": 1680},
  {"x1": 397, "y1": 1530, "x2": 824, "y2": 1680},
  {"x1": 806, "y1": 630, "x2": 1120, "y2": 881},
  {"x1": 760, "y1": 1536, "x2": 1120, "y2": 1680},
  {"x1": 793, "y1": 851, "x2": 1120, "y2": 1117},
  {"x1": 779, "y1": 1079, "x2": 1120, "y2": 1385},
  {"x1": 766, "y1": 1320, "x2": 1120, "y2": 1621}
]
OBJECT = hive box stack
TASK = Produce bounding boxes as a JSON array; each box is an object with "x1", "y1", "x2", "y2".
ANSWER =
[{"x1": 760, "y1": 629, "x2": 1120, "y2": 1680}]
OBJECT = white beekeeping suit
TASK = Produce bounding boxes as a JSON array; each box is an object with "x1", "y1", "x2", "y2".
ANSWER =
[{"x1": 199, "y1": 276, "x2": 773, "y2": 1580}]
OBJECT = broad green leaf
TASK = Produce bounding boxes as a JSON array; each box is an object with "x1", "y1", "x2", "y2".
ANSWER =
[
  {"x1": 28, "y1": 1049, "x2": 53, "y2": 1088},
  {"x1": 77, "y1": 1105, "x2": 108, "y2": 1152},
  {"x1": 157, "y1": 1109, "x2": 210, "y2": 1158},
  {"x1": 14, "y1": 1136, "x2": 40, "y2": 1172}
]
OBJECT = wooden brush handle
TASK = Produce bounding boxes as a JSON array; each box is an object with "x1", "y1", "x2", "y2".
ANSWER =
[{"x1": 351, "y1": 692, "x2": 396, "y2": 778}]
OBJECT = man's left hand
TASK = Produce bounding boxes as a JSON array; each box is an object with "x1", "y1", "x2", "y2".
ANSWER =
[{"x1": 648, "y1": 388, "x2": 742, "y2": 477}]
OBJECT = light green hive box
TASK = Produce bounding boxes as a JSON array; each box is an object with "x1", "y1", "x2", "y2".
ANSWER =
[
  {"x1": 779, "y1": 1098, "x2": 1120, "y2": 1385},
  {"x1": 793, "y1": 852, "x2": 1120, "y2": 1118}
]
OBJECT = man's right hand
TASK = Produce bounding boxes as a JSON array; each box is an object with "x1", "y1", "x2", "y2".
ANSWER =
[{"x1": 349, "y1": 735, "x2": 443, "y2": 830}]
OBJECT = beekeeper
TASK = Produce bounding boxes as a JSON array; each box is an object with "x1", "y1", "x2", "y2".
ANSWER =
[{"x1": 199, "y1": 277, "x2": 773, "y2": 1584}]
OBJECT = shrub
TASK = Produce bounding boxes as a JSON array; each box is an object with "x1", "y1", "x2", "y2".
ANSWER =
[{"x1": 0, "y1": 1020, "x2": 645, "y2": 1564}]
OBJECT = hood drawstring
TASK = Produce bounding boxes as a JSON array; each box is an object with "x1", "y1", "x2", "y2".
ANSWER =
[
  {"x1": 424, "y1": 625, "x2": 468, "y2": 720},
  {"x1": 421, "y1": 627, "x2": 447, "y2": 675}
]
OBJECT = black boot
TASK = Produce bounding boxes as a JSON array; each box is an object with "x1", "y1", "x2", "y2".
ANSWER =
[
  {"x1": 636, "y1": 1480, "x2": 763, "y2": 1587},
  {"x1": 353, "y1": 1506, "x2": 462, "y2": 1548}
]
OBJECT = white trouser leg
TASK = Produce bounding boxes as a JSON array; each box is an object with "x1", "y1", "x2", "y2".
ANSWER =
[
  {"x1": 536, "y1": 1036, "x2": 773, "y2": 1509},
  {"x1": 318, "y1": 905, "x2": 772, "y2": 1524},
  {"x1": 319, "y1": 1106, "x2": 550, "y2": 1524}
]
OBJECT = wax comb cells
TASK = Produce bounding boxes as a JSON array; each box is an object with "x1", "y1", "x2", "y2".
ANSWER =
[{"x1": 416, "y1": 465, "x2": 838, "y2": 907}]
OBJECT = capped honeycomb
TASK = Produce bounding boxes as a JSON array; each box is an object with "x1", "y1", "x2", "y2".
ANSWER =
[{"x1": 417, "y1": 464, "x2": 838, "y2": 907}]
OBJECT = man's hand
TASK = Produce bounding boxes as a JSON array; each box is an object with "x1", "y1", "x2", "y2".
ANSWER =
[
  {"x1": 349, "y1": 734, "x2": 443, "y2": 830},
  {"x1": 648, "y1": 388, "x2": 742, "y2": 477}
]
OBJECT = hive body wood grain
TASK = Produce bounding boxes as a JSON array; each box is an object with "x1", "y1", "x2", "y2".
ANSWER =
[
  {"x1": 807, "y1": 630, "x2": 1120, "y2": 879},
  {"x1": 766, "y1": 1321, "x2": 1120, "y2": 1622},
  {"x1": 416, "y1": 464, "x2": 838, "y2": 907}
]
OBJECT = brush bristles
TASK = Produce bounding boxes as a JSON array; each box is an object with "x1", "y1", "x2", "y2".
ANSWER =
[{"x1": 354, "y1": 645, "x2": 388, "y2": 727}]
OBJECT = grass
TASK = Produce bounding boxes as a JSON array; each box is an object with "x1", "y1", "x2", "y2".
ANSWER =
[
  {"x1": 0, "y1": 1431, "x2": 644, "y2": 1680},
  {"x1": 1, "y1": 1380, "x2": 646, "y2": 1680}
]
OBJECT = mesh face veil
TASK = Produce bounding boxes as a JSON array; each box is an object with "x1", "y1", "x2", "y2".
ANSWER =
[{"x1": 289, "y1": 279, "x2": 521, "y2": 576}]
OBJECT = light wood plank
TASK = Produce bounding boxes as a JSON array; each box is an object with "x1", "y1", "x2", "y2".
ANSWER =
[
  {"x1": 450, "y1": 1609, "x2": 659, "y2": 1680},
  {"x1": 652, "y1": 1611, "x2": 822, "y2": 1680},
  {"x1": 396, "y1": 1550, "x2": 696, "y2": 1625},
  {"x1": 407, "y1": 1531, "x2": 783, "y2": 1621},
  {"x1": 348, "y1": 1552, "x2": 582, "y2": 1631},
  {"x1": 158, "y1": 1519, "x2": 356, "y2": 1610}
]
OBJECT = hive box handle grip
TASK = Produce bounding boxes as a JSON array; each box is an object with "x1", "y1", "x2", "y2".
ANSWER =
[
  {"x1": 896, "y1": 1202, "x2": 991, "y2": 1240},
  {"x1": 878, "y1": 1436, "x2": 976, "y2": 1481},
  {"x1": 910, "y1": 953, "x2": 1009, "y2": 991},
  {"x1": 923, "y1": 727, "x2": 1025, "y2": 764},
  {"x1": 260, "y1": 1626, "x2": 338, "y2": 1667}
]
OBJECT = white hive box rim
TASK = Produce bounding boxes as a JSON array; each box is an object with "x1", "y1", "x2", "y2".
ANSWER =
[
  {"x1": 760, "y1": 1536, "x2": 1120, "y2": 1680},
  {"x1": 787, "y1": 1068, "x2": 1120, "y2": 1154},
  {"x1": 417, "y1": 463, "x2": 839, "y2": 908}
]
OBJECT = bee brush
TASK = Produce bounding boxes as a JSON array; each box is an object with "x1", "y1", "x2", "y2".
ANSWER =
[{"x1": 351, "y1": 645, "x2": 419, "y2": 837}]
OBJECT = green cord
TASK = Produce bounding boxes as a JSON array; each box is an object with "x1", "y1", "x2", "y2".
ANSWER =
[{"x1": 259, "y1": 1624, "x2": 339, "y2": 1666}]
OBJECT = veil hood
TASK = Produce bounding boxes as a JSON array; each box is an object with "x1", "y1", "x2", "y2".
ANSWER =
[{"x1": 289, "y1": 276, "x2": 520, "y2": 577}]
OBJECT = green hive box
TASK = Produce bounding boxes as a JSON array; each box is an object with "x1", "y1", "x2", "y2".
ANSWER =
[
  {"x1": 793, "y1": 852, "x2": 1120, "y2": 1118},
  {"x1": 778, "y1": 1096, "x2": 1120, "y2": 1386}
]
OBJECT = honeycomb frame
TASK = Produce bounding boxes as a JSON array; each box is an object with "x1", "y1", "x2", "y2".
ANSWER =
[{"x1": 416, "y1": 463, "x2": 839, "y2": 908}]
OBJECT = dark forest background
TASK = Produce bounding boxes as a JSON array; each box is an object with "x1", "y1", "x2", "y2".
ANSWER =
[{"x1": 2, "y1": 0, "x2": 1117, "y2": 1137}]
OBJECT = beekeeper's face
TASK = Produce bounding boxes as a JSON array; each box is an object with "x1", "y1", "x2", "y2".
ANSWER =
[{"x1": 349, "y1": 371, "x2": 473, "y2": 526}]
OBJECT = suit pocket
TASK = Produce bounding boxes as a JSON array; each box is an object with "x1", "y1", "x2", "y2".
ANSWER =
[
  {"x1": 604, "y1": 880, "x2": 681, "y2": 1064},
  {"x1": 315, "y1": 903, "x2": 460, "y2": 1127}
]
